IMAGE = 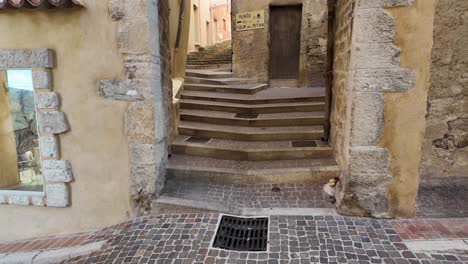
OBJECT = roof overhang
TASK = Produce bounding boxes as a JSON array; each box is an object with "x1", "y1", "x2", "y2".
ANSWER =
[{"x1": 0, "y1": 0, "x2": 83, "y2": 9}]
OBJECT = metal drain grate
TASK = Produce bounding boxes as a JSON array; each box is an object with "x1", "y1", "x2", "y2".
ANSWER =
[
  {"x1": 234, "y1": 113, "x2": 259, "y2": 119},
  {"x1": 213, "y1": 216, "x2": 269, "y2": 251},
  {"x1": 292, "y1": 140, "x2": 318, "y2": 147},
  {"x1": 185, "y1": 136, "x2": 211, "y2": 143}
]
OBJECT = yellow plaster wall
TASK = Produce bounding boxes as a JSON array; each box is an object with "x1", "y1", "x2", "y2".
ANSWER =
[
  {"x1": 170, "y1": 0, "x2": 191, "y2": 78},
  {"x1": 382, "y1": 0, "x2": 437, "y2": 218},
  {"x1": 188, "y1": 0, "x2": 212, "y2": 52},
  {"x1": 0, "y1": 71, "x2": 21, "y2": 188},
  {"x1": 0, "y1": 0, "x2": 132, "y2": 241}
]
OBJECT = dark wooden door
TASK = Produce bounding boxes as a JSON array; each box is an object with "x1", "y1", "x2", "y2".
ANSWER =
[{"x1": 269, "y1": 5, "x2": 302, "y2": 80}]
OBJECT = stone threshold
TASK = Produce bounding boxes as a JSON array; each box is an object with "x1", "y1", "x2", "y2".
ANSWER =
[{"x1": 0, "y1": 241, "x2": 104, "y2": 264}]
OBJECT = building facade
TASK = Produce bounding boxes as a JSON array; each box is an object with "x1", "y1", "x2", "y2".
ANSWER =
[{"x1": 0, "y1": 0, "x2": 466, "y2": 242}]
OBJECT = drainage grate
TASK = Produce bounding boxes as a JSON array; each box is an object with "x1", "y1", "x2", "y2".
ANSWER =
[
  {"x1": 213, "y1": 216, "x2": 269, "y2": 251},
  {"x1": 292, "y1": 140, "x2": 318, "y2": 148},
  {"x1": 234, "y1": 113, "x2": 259, "y2": 119},
  {"x1": 185, "y1": 136, "x2": 211, "y2": 143}
]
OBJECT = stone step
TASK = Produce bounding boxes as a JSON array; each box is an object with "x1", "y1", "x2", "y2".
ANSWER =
[
  {"x1": 180, "y1": 109, "x2": 325, "y2": 127},
  {"x1": 171, "y1": 136, "x2": 332, "y2": 161},
  {"x1": 181, "y1": 90, "x2": 325, "y2": 104},
  {"x1": 184, "y1": 76, "x2": 257, "y2": 85},
  {"x1": 166, "y1": 154, "x2": 340, "y2": 184},
  {"x1": 183, "y1": 83, "x2": 267, "y2": 94},
  {"x1": 178, "y1": 121, "x2": 324, "y2": 141},
  {"x1": 186, "y1": 64, "x2": 232, "y2": 70},
  {"x1": 185, "y1": 69, "x2": 233, "y2": 79},
  {"x1": 180, "y1": 99, "x2": 325, "y2": 113},
  {"x1": 154, "y1": 180, "x2": 337, "y2": 215},
  {"x1": 186, "y1": 60, "x2": 232, "y2": 65}
]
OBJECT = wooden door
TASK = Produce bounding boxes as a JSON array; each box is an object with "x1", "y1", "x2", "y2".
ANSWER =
[{"x1": 269, "y1": 5, "x2": 302, "y2": 80}]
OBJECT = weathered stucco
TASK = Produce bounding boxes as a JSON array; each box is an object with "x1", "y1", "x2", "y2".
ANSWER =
[
  {"x1": 231, "y1": 0, "x2": 327, "y2": 86},
  {"x1": 383, "y1": 0, "x2": 437, "y2": 218},
  {"x1": 419, "y1": 0, "x2": 468, "y2": 180},
  {"x1": 0, "y1": 1, "x2": 132, "y2": 241}
]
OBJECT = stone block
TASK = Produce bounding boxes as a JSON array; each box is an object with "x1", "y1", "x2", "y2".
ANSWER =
[
  {"x1": 8, "y1": 195, "x2": 31, "y2": 206},
  {"x1": 0, "y1": 195, "x2": 5, "y2": 204},
  {"x1": 130, "y1": 144, "x2": 156, "y2": 166},
  {"x1": 36, "y1": 92, "x2": 59, "y2": 109},
  {"x1": 354, "y1": 8, "x2": 395, "y2": 43},
  {"x1": 31, "y1": 196, "x2": 45, "y2": 206},
  {"x1": 118, "y1": 19, "x2": 150, "y2": 54},
  {"x1": 350, "y1": 92, "x2": 384, "y2": 146},
  {"x1": 39, "y1": 136, "x2": 59, "y2": 159},
  {"x1": 38, "y1": 111, "x2": 69, "y2": 134},
  {"x1": 350, "y1": 146, "x2": 390, "y2": 177},
  {"x1": 109, "y1": 0, "x2": 147, "y2": 21},
  {"x1": 356, "y1": 0, "x2": 415, "y2": 8},
  {"x1": 125, "y1": 102, "x2": 155, "y2": 144},
  {"x1": 131, "y1": 164, "x2": 157, "y2": 195},
  {"x1": 0, "y1": 48, "x2": 54, "y2": 68},
  {"x1": 33, "y1": 69, "x2": 52, "y2": 90},
  {"x1": 0, "y1": 251, "x2": 39, "y2": 264},
  {"x1": 348, "y1": 146, "x2": 392, "y2": 217},
  {"x1": 45, "y1": 183, "x2": 69, "y2": 207},
  {"x1": 42, "y1": 160, "x2": 73, "y2": 183},
  {"x1": 354, "y1": 69, "x2": 416, "y2": 92},
  {"x1": 352, "y1": 43, "x2": 401, "y2": 69},
  {"x1": 99, "y1": 80, "x2": 144, "y2": 101}
]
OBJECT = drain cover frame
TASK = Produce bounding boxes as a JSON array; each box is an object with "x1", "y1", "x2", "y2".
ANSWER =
[
  {"x1": 234, "y1": 113, "x2": 260, "y2": 119},
  {"x1": 185, "y1": 136, "x2": 211, "y2": 144},
  {"x1": 292, "y1": 140, "x2": 318, "y2": 148},
  {"x1": 213, "y1": 215, "x2": 269, "y2": 252}
]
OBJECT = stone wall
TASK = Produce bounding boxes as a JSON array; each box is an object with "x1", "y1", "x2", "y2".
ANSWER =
[
  {"x1": 329, "y1": 0, "x2": 354, "y2": 175},
  {"x1": 332, "y1": 0, "x2": 419, "y2": 218},
  {"x1": 420, "y1": 0, "x2": 468, "y2": 179},
  {"x1": 107, "y1": 0, "x2": 173, "y2": 214},
  {"x1": 231, "y1": 0, "x2": 327, "y2": 86}
]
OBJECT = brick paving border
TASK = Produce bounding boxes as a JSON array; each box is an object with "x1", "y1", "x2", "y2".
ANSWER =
[{"x1": 391, "y1": 219, "x2": 468, "y2": 240}]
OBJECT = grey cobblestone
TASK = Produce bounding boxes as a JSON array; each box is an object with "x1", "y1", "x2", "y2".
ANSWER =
[{"x1": 63, "y1": 214, "x2": 467, "y2": 264}]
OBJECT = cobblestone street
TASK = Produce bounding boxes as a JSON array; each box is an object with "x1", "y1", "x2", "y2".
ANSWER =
[{"x1": 0, "y1": 214, "x2": 457, "y2": 264}]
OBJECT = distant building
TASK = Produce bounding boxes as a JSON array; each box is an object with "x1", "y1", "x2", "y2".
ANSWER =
[{"x1": 188, "y1": 0, "x2": 231, "y2": 52}]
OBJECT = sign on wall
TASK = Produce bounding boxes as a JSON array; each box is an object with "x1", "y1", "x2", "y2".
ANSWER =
[{"x1": 235, "y1": 10, "x2": 265, "y2": 31}]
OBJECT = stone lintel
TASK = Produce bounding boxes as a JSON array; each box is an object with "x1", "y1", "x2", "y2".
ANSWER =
[{"x1": 0, "y1": 48, "x2": 54, "y2": 69}]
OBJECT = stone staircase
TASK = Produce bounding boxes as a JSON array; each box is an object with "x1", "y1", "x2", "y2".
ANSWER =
[
  {"x1": 186, "y1": 41, "x2": 232, "y2": 69},
  {"x1": 155, "y1": 61, "x2": 339, "y2": 214}
]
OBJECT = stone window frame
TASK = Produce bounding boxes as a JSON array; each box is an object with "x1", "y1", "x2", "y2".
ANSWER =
[{"x1": 0, "y1": 48, "x2": 72, "y2": 208}]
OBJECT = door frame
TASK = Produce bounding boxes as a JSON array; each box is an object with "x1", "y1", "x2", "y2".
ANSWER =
[{"x1": 268, "y1": 3, "x2": 303, "y2": 86}]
